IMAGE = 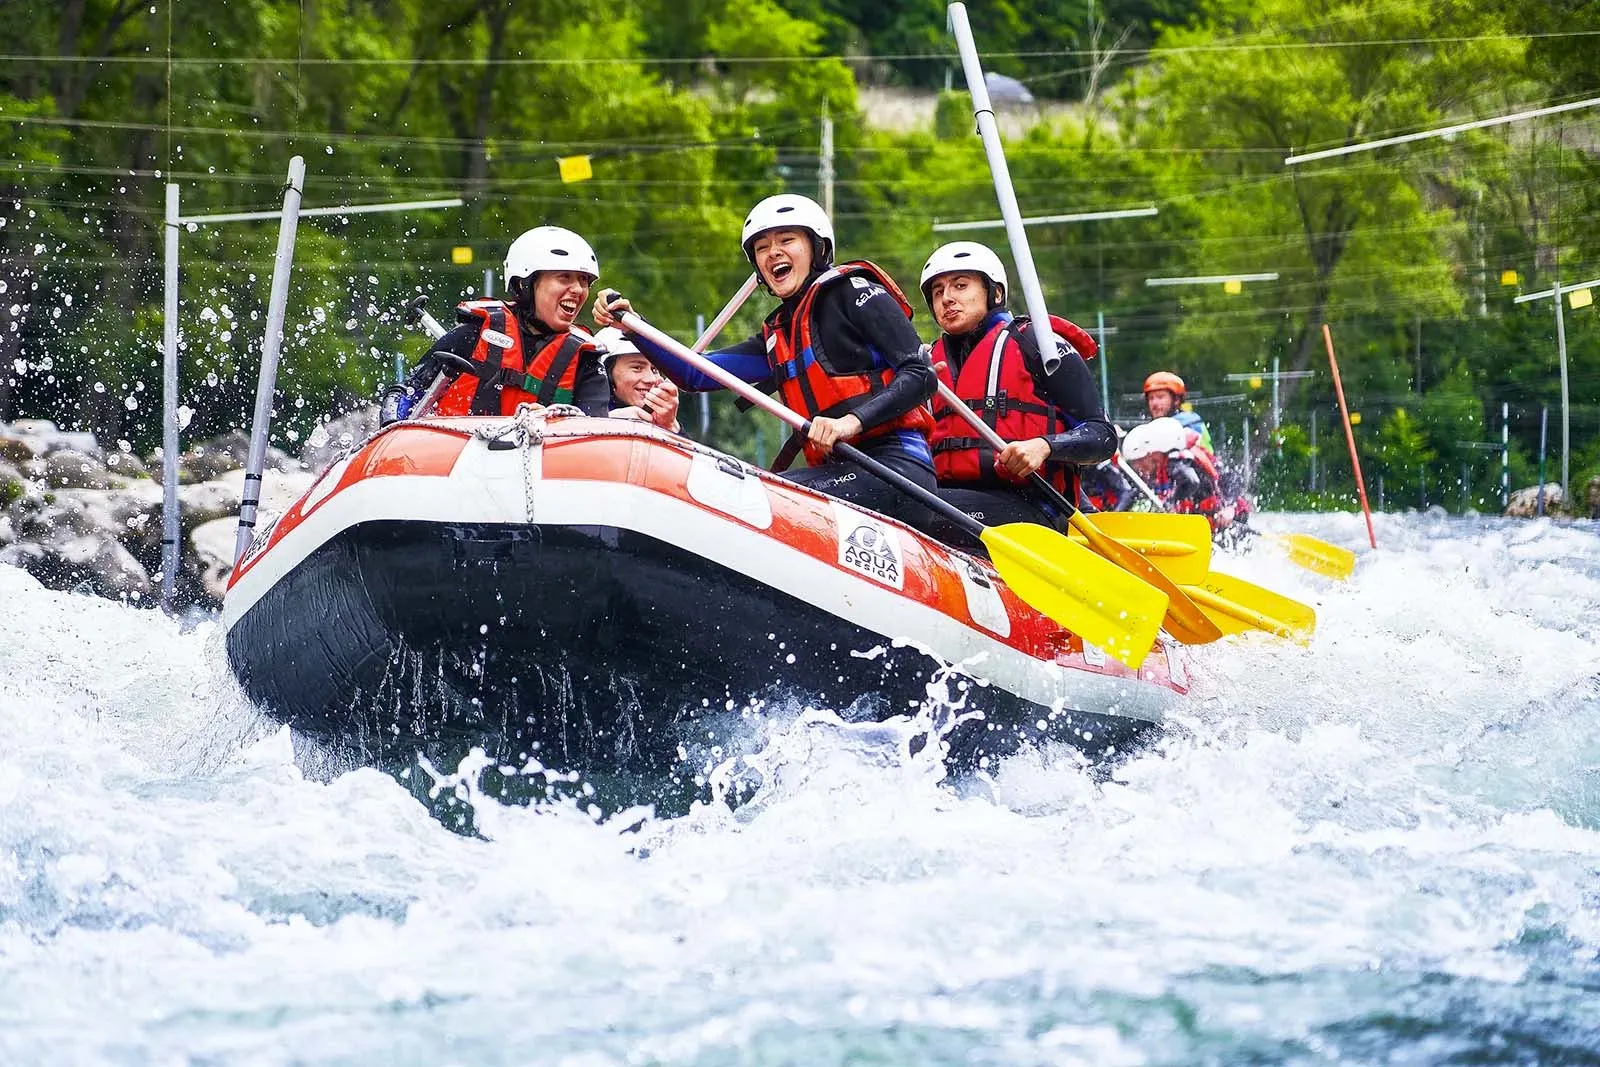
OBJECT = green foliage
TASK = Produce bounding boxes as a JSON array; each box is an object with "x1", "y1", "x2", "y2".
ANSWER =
[{"x1": 0, "y1": 0, "x2": 1594, "y2": 518}]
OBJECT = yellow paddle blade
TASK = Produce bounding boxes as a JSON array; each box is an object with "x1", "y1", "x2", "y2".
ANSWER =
[
  {"x1": 1264, "y1": 531, "x2": 1357, "y2": 580},
  {"x1": 981, "y1": 522, "x2": 1168, "y2": 670},
  {"x1": 1066, "y1": 513, "x2": 1222, "y2": 646},
  {"x1": 1181, "y1": 570, "x2": 1316, "y2": 643},
  {"x1": 1070, "y1": 513, "x2": 1213, "y2": 585}
]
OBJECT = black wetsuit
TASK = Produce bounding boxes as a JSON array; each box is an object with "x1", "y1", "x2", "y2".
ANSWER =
[{"x1": 640, "y1": 267, "x2": 938, "y2": 526}]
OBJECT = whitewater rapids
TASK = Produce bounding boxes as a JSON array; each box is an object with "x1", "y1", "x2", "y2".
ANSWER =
[{"x1": 2, "y1": 512, "x2": 1597, "y2": 1064}]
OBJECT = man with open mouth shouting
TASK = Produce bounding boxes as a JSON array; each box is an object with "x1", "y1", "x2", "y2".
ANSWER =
[
  {"x1": 380, "y1": 225, "x2": 610, "y2": 424},
  {"x1": 592, "y1": 194, "x2": 938, "y2": 526}
]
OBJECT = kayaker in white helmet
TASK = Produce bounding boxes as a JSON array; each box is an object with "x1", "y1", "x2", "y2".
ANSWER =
[
  {"x1": 590, "y1": 193, "x2": 938, "y2": 526},
  {"x1": 380, "y1": 225, "x2": 608, "y2": 424}
]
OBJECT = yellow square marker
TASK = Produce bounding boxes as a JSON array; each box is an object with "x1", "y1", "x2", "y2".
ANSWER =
[
  {"x1": 1569, "y1": 287, "x2": 1593, "y2": 310},
  {"x1": 1500, "y1": 270, "x2": 1519, "y2": 287},
  {"x1": 451, "y1": 246, "x2": 473, "y2": 265},
  {"x1": 558, "y1": 155, "x2": 593, "y2": 183},
  {"x1": 1223, "y1": 279, "x2": 1243, "y2": 295}
]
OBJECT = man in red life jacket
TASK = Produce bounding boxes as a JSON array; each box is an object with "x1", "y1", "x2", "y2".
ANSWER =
[
  {"x1": 1121, "y1": 416, "x2": 1239, "y2": 534},
  {"x1": 593, "y1": 326, "x2": 681, "y2": 433},
  {"x1": 592, "y1": 194, "x2": 938, "y2": 526},
  {"x1": 916, "y1": 241, "x2": 1117, "y2": 545},
  {"x1": 379, "y1": 226, "x2": 609, "y2": 425}
]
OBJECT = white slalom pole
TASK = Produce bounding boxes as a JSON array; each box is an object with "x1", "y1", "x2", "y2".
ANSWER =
[
  {"x1": 947, "y1": 2, "x2": 1062, "y2": 373},
  {"x1": 691, "y1": 273, "x2": 759, "y2": 352},
  {"x1": 234, "y1": 156, "x2": 306, "y2": 565},
  {"x1": 160, "y1": 183, "x2": 181, "y2": 608}
]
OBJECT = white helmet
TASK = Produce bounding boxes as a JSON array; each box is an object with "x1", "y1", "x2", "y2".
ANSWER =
[
  {"x1": 504, "y1": 226, "x2": 599, "y2": 289},
  {"x1": 740, "y1": 193, "x2": 834, "y2": 265},
  {"x1": 1121, "y1": 417, "x2": 1190, "y2": 461},
  {"x1": 919, "y1": 241, "x2": 1007, "y2": 307},
  {"x1": 593, "y1": 326, "x2": 643, "y2": 367}
]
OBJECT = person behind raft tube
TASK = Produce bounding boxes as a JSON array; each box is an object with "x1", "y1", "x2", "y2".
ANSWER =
[
  {"x1": 1142, "y1": 370, "x2": 1213, "y2": 452},
  {"x1": 916, "y1": 241, "x2": 1117, "y2": 547},
  {"x1": 592, "y1": 326, "x2": 682, "y2": 433},
  {"x1": 378, "y1": 226, "x2": 609, "y2": 425},
  {"x1": 590, "y1": 194, "x2": 938, "y2": 527},
  {"x1": 1121, "y1": 416, "x2": 1238, "y2": 534}
]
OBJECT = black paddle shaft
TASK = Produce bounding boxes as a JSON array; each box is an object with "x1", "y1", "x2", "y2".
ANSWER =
[{"x1": 829, "y1": 436, "x2": 987, "y2": 540}]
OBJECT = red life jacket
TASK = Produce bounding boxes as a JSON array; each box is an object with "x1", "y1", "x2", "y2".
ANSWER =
[
  {"x1": 928, "y1": 313, "x2": 1097, "y2": 498},
  {"x1": 435, "y1": 300, "x2": 592, "y2": 417},
  {"x1": 766, "y1": 261, "x2": 935, "y2": 469}
]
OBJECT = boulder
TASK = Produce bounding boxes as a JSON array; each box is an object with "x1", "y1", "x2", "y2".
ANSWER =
[
  {"x1": 179, "y1": 430, "x2": 301, "y2": 484},
  {"x1": 39, "y1": 448, "x2": 116, "y2": 490},
  {"x1": 0, "y1": 514, "x2": 13, "y2": 546},
  {"x1": 0, "y1": 434, "x2": 33, "y2": 466},
  {"x1": 301, "y1": 405, "x2": 379, "y2": 472},
  {"x1": 1, "y1": 419, "x2": 104, "y2": 460},
  {"x1": 104, "y1": 450, "x2": 151, "y2": 479},
  {"x1": 191, "y1": 516, "x2": 238, "y2": 602},
  {"x1": 0, "y1": 531, "x2": 151, "y2": 602},
  {"x1": 1505, "y1": 483, "x2": 1564, "y2": 518},
  {"x1": 1587, "y1": 475, "x2": 1600, "y2": 520}
]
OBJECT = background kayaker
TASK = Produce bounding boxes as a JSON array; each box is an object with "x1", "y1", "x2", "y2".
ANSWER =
[
  {"x1": 1142, "y1": 371, "x2": 1213, "y2": 452},
  {"x1": 591, "y1": 194, "x2": 938, "y2": 526},
  {"x1": 1121, "y1": 416, "x2": 1244, "y2": 536},
  {"x1": 917, "y1": 241, "x2": 1116, "y2": 545},
  {"x1": 593, "y1": 326, "x2": 681, "y2": 433},
  {"x1": 379, "y1": 226, "x2": 610, "y2": 425}
]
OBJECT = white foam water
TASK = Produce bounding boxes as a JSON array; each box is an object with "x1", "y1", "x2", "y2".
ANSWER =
[{"x1": 2, "y1": 513, "x2": 1597, "y2": 1064}]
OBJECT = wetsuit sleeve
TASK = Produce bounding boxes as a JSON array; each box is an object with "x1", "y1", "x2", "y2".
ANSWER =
[
  {"x1": 831, "y1": 285, "x2": 936, "y2": 431},
  {"x1": 632, "y1": 329, "x2": 774, "y2": 393},
  {"x1": 571, "y1": 349, "x2": 610, "y2": 417},
  {"x1": 1017, "y1": 325, "x2": 1117, "y2": 465},
  {"x1": 378, "y1": 323, "x2": 478, "y2": 424}
]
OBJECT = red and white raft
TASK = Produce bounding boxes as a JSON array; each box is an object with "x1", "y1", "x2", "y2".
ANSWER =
[{"x1": 223, "y1": 410, "x2": 1187, "y2": 781}]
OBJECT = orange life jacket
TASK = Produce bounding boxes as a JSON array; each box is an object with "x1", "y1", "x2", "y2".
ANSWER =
[
  {"x1": 928, "y1": 313, "x2": 1097, "y2": 499},
  {"x1": 435, "y1": 300, "x2": 592, "y2": 416},
  {"x1": 766, "y1": 261, "x2": 935, "y2": 469}
]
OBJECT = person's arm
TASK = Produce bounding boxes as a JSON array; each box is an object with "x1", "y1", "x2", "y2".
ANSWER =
[
  {"x1": 378, "y1": 324, "x2": 478, "y2": 424},
  {"x1": 1018, "y1": 326, "x2": 1117, "y2": 465},
  {"x1": 828, "y1": 284, "x2": 935, "y2": 432},
  {"x1": 633, "y1": 330, "x2": 775, "y2": 392},
  {"x1": 570, "y1": 350, "x2": 611, "y2": 416}
]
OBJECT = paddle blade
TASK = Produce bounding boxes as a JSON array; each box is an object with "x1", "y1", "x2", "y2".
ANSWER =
[
  {"x1": 981, "y1": 522, "x2": 1168, "y2": 670},
  {"x1": 1182, "y1": 570, "x2": 1316, "y2": 642},
  {"x1": 1066, "y1": 513, "x2": 1222, "y2": 645},
  {"x1": 1266, "y1": 531, "x2": 1357, "y2": 580},
  {"x1": 1067, "y1": 512, "x2": 1213, "y2": 586}
]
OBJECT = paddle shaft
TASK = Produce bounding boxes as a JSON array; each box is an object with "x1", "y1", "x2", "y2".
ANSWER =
[
  {"x1": 1117, "y1": 454, "x2": 1167, "y2": 508},
  {"x1": 932, "y1": 379, "x2": 1085, "y2": 520},
  {"x1": 621, "y1": 311, "x2": 988, "y2": 539}
]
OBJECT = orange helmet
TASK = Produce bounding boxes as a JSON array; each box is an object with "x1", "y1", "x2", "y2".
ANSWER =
[{"x1": 1143, "y1": 371, "x2": 1186, "y2": 399}]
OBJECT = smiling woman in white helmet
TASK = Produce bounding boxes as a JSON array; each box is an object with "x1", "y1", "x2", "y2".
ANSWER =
[
  {"x1": 591, "y1": 193, "x2": 938, "y2": 526},
  {"x1": 379, "y1": 225, "x2": 609, "y2": 424},
  {"x1": 917, "y1": 240, "x2": 1117, "y2": 546}
]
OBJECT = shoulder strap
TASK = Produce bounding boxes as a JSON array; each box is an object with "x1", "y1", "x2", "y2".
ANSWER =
[{"x1": 470, "y1": 305, "x2": 511, "y2": 415}]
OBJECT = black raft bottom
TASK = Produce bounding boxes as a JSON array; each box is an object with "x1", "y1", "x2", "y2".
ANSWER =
[{"x1": 228, "y1": 521, "x2": 1157, "y2": 818}]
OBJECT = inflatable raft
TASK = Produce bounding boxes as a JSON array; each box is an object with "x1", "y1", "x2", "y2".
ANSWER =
[{"x1": 223, "y1": 409, "x2": 1188, "y2": 785}]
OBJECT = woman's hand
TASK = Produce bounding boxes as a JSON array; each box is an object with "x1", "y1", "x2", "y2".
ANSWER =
[
  {"x1": 592, "y1": 289, "x2": 633, "y2": 329},
  {"x1": 806, "y1": 413, "x2": 863, "y2": 457},
  {"x1": 996, "y1": 437, "x2": 1051, "y2": 479}
]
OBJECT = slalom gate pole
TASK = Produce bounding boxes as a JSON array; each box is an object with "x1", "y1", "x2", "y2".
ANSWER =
[
  {"x1": 234, "y1": 156, "x2": 306, "y2": 565},
  {"x1": 1322, "y1": 323, "x2": 1377, "y2": 548},
  {"x1": 947, "y1": 2, "x2": 1063, "y2": 373},
  {"x1": 160, "y1": 183, "x2": 181, "y2": 609}
]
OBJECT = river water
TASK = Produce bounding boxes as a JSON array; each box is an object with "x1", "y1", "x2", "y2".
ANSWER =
[{"x1": 2, "y1": 512, "x2": 1597, "y2": 1065}]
